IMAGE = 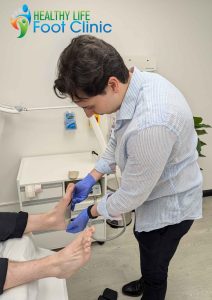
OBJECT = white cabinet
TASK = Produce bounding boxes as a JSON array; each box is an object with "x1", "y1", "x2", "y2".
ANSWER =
[{"x1": 17, "y1": 152, "x2": 107, "y2": 249}]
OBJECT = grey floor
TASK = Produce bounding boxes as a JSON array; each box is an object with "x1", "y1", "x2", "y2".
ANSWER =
[{"x1": 66, "y1": 197, "x2": 212, "y2": 300}]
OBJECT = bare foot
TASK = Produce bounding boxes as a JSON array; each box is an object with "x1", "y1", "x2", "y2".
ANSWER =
[
  {"x1": 47, "y1": 183, "x2": 75, "y2": 231},
  {"x1": 53, "y1": 226, "x2": 95, "y2": 278}
]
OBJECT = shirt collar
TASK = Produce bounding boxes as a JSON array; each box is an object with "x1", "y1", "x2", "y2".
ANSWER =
[{"x1": 116, "y1": 67, "x2": 143, "y2": 121}]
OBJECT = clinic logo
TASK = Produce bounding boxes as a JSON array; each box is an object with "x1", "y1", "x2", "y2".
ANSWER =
[
  {"x1": 10, "y1": 4, "x2": 31, "y2": 38},
  {"x1": 10, "y1": 4, "x2": 112, "y2": 38}
]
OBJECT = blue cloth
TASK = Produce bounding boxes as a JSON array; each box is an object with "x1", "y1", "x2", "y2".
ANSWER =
[
  {"x1": 95, "y1": 67, "x2": 203, "y2": 232},
  {"x1": 71, "y1": 174, "x2": 96, "y2": 210},
  {"x1": 66, "y1": 208, "x2": 89, "y2": 233}
]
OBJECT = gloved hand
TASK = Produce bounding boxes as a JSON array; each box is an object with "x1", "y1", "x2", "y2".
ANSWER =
[
  {"x1": 71, "y1": 174, "x2": 96, "y2": 210},
  {"x1": 66, "y1": 208, "x2": 89, "y2": 233}
]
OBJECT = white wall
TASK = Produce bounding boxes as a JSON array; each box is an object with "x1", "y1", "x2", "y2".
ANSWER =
[{"x1": 0, "y1": 0, "x2": 211, "y2": 210}]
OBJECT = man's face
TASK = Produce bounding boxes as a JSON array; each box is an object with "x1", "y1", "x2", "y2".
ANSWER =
[
  {"x1": 74, "y1": 92, "x2": 116, "y2": 118},
  {"x1": 73, "y1": 78, "x2": 123, "y2": 118}
]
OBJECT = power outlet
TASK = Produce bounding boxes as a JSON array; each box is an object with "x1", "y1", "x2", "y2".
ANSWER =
[
  {"x1": 124, "y1": 55, "x2": 157, "y2": 71},
  {"x1": 143, "y1": 57, "x2": 157, "y2": 71}
]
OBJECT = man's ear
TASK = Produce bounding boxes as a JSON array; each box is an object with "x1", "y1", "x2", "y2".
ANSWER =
[{"x1": 107, "y1": 77, "x2": 119, "y2": 93}]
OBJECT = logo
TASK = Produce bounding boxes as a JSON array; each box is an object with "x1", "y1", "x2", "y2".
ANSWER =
[
  {"x1": 10, "y1": 4, "x2": 112, "y2": 38},
  {"x1": 10, "y1": 4, "x2": 31, "y2": 38}
]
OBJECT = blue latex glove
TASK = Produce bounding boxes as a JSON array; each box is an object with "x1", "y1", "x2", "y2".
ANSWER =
[
  {"x1": 66, "y1": 208, "x2": 89, "y2": 233},
  {"x1": 71, "y1": 174, "x2": 96, "y2": 211}
]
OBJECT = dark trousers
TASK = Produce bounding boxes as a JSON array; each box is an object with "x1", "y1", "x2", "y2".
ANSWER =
[{"x1": 134, "y1": 220, "x2": 194, "y2": 300}]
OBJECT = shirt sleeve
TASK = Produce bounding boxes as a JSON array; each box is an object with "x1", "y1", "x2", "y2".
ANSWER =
[
  {"x1": 95, "y1": 128, "x2": 117, "y2": 174},
  {"x1": 0, "y1": 211, "x2": 28, "y2": 241},
  {"x1": 97, "y1": 125, "x2": 177, "y2": 218}
]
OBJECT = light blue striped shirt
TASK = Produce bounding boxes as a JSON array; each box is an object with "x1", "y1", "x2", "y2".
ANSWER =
[{"x1": 96, "y1": 67, "x2": 203, "y2": 232}]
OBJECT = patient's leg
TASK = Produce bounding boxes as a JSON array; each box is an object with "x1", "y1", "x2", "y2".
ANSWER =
[{"x1": 4, "y1": 227, "x2": 95, "y2": 291}]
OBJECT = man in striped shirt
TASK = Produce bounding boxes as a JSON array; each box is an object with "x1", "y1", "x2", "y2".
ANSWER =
[{"x1": 54, "y1": 35, "x2": 202, "y2": 300}]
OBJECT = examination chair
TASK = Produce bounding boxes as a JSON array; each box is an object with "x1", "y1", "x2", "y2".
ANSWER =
[{"x1": 0, "y1": 234, "x2": 69, "y2": 300}]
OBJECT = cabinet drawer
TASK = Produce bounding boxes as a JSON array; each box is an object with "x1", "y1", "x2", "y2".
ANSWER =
[{"x1": 20, "y1": 183, "x2": 63, "y2": 202}]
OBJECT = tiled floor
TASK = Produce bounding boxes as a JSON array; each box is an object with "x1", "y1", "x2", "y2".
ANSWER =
[{"x1": 66, "y1": 197, "x2": 212, "y2": 300}]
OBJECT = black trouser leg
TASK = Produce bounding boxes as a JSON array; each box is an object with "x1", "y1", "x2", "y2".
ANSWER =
[{"x1": 134, "y1": 220, "x2": 194, "y2": 300}]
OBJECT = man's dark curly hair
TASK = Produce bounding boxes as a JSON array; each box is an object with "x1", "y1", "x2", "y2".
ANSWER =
[{"x1": 53, "y1": 35, "x2": 129, "y2": 101}]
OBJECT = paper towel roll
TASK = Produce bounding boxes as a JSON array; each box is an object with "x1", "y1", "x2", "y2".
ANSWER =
[
  {"x1": 25, "y1": 184, "x2": 42, "y2": 198},
  {"x1": 34, "y1": 184, "x2": 42, "y2": 193},
  {"x1": 90, "y1": 115, "x2": 107, "y2": 153},
  {"x1": 25, "y1": 185, "x2": 36, "y2": 198}
]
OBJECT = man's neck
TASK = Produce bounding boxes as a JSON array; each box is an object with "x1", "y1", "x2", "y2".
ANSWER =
[{"x1": 118, "y1": 71, "x2": 132, "y2": 107}]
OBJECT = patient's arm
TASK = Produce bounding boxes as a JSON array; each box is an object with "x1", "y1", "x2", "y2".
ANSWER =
[{"x1": 24, "y1": 183, "x2": 74, "y2": 234}]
